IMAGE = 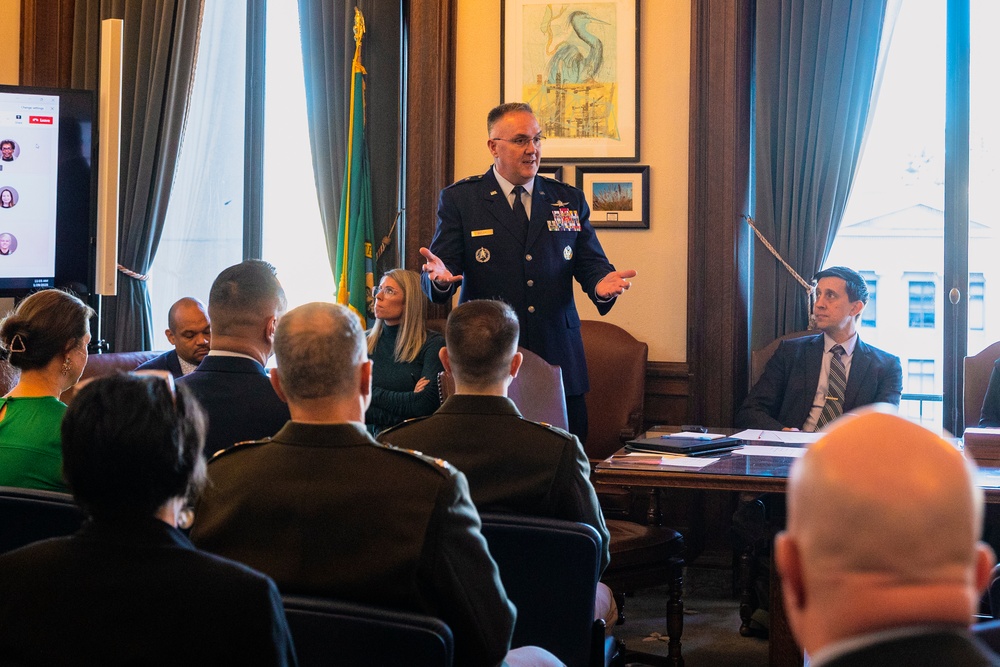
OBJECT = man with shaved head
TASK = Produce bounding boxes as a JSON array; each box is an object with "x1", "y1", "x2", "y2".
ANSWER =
[
  {"x1": 193, "y1": 302, "x2": 560, "y2": 667},
  {"x1": 137, "y1": 297, "x2": 212, "y2": 378},
  {"x1": 776, "y1": 411, "x2": 1000, "y2": 665},
  {"x1": 177, "y1": 260, "x2": 290, "y2": 456}
]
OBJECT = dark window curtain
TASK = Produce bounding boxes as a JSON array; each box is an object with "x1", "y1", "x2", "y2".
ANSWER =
[
  {"x1": 297, "y1": 1, "x2": 351, "y2": 280},
  {"x1": 751, "y1": 0, "x2": 888, "y2": 349},
  {"x1": 71, "y1": 0, "x2": 203, "y2": 351}
]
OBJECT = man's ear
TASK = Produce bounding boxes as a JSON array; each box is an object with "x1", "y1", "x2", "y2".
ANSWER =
[
  {"x1": 359, "y1": 359, "x2": 373, "y2": 399},
  {"x1": 775, "y1": 532, "x2": 807, "y2": 612},
  {"x1": 509, "y1": 351, "x2": 523, "y2": 380},
  {"x1": 850, "y1": 300, "x2": 865, "y2": 319},
  {"x1": 269, "y1": 368, "x2": 288, "y2": 404},
  {"x1": 165, "y1": 329, "x2": 176, "y2": 346},
  {"x1": 975, "y1": 541, "x2": 998, "y2": 595},
  {"x1": 266, "y1": 316, "x2": 278, "y2": 342},
  {"x1": 439, "y1": 347, "x2": 451, "y2": 375}
]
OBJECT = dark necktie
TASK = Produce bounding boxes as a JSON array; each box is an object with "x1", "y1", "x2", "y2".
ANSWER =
[
  {"x1": 512, "y1": 185, "x2": 529, "y2": 227},
  {"x1": 816, "y1": 345, "x2": 846, "y2": 429}
]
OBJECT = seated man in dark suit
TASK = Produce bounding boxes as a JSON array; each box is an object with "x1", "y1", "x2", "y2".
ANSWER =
[
  {"x1": 776, "y1": 410, "x2": 1000, "y2": 666},
  {"x1": 178, "y1": 260, "x2": 290, "y2": 456},
  {"x1": 191, "y1": 302, "x2": 559, "y2": 667},
  {"x1": 137, "y1": 297, "x2": 212, "y2": 378},
  {"x1": 980, "y1": 361, "x2": 1000, "y2": 427},
  {"x1": 379, "y1": 299, "x2": 616, "y2": 627},
  {"x1": 0, "y1": 373, "x2": 296, "y2": 666},
  {"x1": 736, "y1": 266, "x2": 903, "y2": 431}
]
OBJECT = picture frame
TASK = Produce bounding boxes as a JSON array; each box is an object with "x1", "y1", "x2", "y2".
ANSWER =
[
  {"x1": 501, "y1": 0, "x2": 640, "y2": 163},
  {"x1": 536, "y1": 164, "x2": 564, "y2": 182},
  {"x1": 576, "y1": 165, "x2": 649, "y2": 229}
]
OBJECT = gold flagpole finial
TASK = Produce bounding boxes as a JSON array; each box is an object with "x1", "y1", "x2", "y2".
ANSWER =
[{"x1": 353, "y1": 7, "x2": 366, "y2": 46}]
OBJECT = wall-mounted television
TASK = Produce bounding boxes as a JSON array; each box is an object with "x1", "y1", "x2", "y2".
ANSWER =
[{"x1": 0, "y1": 85, "x2": 96, "y2": 298}]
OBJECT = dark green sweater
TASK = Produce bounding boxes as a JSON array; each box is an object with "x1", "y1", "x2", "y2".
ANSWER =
[{"x1": 365, "y1": 325, "x2": 445, "y2": 434}]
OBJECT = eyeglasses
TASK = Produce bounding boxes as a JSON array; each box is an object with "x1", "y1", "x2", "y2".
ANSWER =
[
  {"x1": 372, "y1": 285, "x2": 400, "y2": 298},
  {"x1": 491, "y1": 135, "x2": 545, "y2": 148}
]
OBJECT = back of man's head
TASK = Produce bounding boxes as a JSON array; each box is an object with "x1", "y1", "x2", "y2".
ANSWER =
[
  {"x1": 776, "y1": 411, "x2": 995, "y2": 654},
  {"x1": 273, "y1": 302, "x2": 366, "y2": 402},
  {"x1": 208, "y1": 260, "x2": 286, "y2": 339},
  {"x1": 446, "y1": 300, "x2": 519, "y2": 389}
]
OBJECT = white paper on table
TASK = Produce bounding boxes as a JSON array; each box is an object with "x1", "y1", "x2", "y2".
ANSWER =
[
  {"x1": 732, "y1": 429, "x2": 823, "y2": 445},
  {"x1": 732, "y1": 445, "x2": 807, "y2": 458},
  {"x1": 611, "y1": 453, "x2": 719, "y2": 468},
  {"x1": 643, "y1": 431, "x2": 728, "y2": 440}
]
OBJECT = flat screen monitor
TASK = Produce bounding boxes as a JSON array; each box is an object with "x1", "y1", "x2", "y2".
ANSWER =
[{"x1": 0, "y1": 85, "x2": 96, "y2": 298}]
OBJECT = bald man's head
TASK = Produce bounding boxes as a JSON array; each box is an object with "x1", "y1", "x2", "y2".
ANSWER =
[
  {"x1": 165, "y1": 297, "x2": 211, "y2": 365},
  {"x1": 272, "y1": 302, "x2": 367, "y2": 402},
  {"x1": 776, "y1": 411, "x2": 995, "y2": 652}
]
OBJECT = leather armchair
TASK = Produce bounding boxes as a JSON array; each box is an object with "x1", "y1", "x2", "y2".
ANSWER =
[
  {"x1": 965, "y1": 341, "x2": 1000, "y2": 428},
  {"x1": 0, "y1": 486, "x2": 86, "y2": 555},
  {"x1": 61, "y1": 350, "x2": 162, "y2": 404}
]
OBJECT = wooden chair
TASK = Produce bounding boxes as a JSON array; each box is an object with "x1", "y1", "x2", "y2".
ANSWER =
[
  {"x1": 965, "y1": 341, "x2": 1000, "y2": 428},
  {"x1": 750, "y1": 330, "x2": 817, "y2": 388},
  {"x1": 479, "y1": 513, "x2": 619, "y2": 667},
  {"x1": 0, "y1": 486, "x2": 86, "y2": 555},
  {"x1": 281, "y1": 595, "x2": 454, "y2": 667}
]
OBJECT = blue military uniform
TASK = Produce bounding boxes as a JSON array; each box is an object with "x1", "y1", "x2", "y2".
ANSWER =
[{"x1": 422, "y1": 167, "x2": 616, "y2": 397}]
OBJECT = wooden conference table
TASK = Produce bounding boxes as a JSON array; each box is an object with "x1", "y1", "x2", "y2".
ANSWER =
[{"x1": 593, "y1": 429, "x2": 1000, "y2": 667}]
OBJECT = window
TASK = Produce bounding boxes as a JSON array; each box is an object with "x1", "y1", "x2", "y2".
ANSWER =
[
  {"x1": 907, "y1": 359, "x2": 936, "y2": 394},
  {"x1": 860, "y1": 271, "x2": 877, "y2": 327},
  {"x1": 908, "y1": 280, "x2": 936, "y2": 328},
  {"x1": 970, "y1": 273, "x2": 985, "y2": 331}
]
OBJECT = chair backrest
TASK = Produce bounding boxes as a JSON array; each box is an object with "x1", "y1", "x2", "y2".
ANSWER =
[
  {"x1": 0, "y1": 486, "x2": 86, "y2": 555},
  {"x1": 438, "y1": 346, "x2": 569, "y2": 430},
  {"x1": 281, "y1": 595, "x2": 454, "y2": 667},
  {"x1": 972, "y1": 619, "x2": 1000, "y2": 653},
  {"x1": 965, "y1": 341, "x2": 1000, "y2": 428},
  {"x1": 750, "y1": 330, "x2": 816, "y2": 388},
  {"x1": 61, "y1": 350, "x2": 163, "y2": 405},
  {"x1": 479, "y1": 513, "x2": 602, "y2": 667},
  {"x1": 581, "y1": 320, "x2": 647, "y2": 460}
]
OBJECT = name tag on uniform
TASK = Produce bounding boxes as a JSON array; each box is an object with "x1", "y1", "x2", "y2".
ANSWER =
[
  {"x1": 471, "y1": 229, "x2": 494, "y2": 237},
  {"x1": 548, "y1": 208, "x2": 581, "y2": 232}
]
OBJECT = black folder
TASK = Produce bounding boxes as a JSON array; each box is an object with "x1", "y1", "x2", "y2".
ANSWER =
[{"x1": 625, "y1": 436, "x2": 743, "y2": 456}]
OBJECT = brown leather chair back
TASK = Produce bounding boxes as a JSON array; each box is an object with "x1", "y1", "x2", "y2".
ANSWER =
[
  {"x1": 60, "y1": 350, "x2": 162, "y2": 405},
  {"x1": 438, "y1": 346, "x2": 568, "y2": 430},
  {"x1": 965, "y1": 341, "x2": 1000, "y2": 428},
  {"x1": 581, "y1": 320, "x2": 647, "y2": 461},
  {"x1": 750, "y1": 330, "x2": 815, "y2": 388}
]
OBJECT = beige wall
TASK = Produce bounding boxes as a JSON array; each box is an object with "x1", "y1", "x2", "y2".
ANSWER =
[
  {"x1": 0, "y1": 0, "x2": 18, "y2": 84},
  {"x1": 454, "y1": 0, "x2": 689, "y2": 362}
]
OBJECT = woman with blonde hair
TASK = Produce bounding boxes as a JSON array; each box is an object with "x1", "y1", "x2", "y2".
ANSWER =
[
  {"x1": 365, "y1": 269, "x2": 444, "y2": 434},
  {"x1": 0, "y1": 289, "x2": 94, "y2": 491}
]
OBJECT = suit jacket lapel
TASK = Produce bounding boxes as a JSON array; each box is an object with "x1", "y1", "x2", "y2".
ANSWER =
[
  {"x1": 844, "y1": 338, "x2": 871, "y2": 409},
  {"x1": 480, "y1": 169, "x2": 526, "y2": 244},
  {"x1": 797, "y1": 335, "x2": 825, "y2": 419}
]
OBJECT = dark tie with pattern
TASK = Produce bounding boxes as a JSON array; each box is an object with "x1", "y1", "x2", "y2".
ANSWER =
[
  {"x1": 512, "y1": 185, "x2": 529, "y2": 227},
  {"x1": 816, "y1": 344, "x2": 846, "y2": 429}
]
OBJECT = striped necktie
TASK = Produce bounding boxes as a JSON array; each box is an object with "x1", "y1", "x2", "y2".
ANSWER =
[{"x1": 816, "y1": 344, "x2": 846, "y2": 429}]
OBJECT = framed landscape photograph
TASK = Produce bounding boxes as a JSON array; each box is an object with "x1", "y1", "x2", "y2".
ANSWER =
[
  {"x1": 501, "y1": 0, "x2": 640, "y2": 162},
  {"x1": 576, "y1": 165, "x2": 649, "y2": 228}
]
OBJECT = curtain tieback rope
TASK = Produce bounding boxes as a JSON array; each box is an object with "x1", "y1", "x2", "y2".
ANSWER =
[
  {"x1": 743, "y1": 214, "x2": 817, "y2": 317},
  {"x1": 117, "y1": 264, "x2": 149, "y2": 281}
]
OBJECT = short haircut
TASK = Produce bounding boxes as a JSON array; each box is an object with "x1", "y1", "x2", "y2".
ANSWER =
[
  {"x1": 814, "y1": 266, "x2": 869, "y2": 305},
  {"x1": 274, "y1": 302, "x2": 367, "y2": 401},
  {"x1": 487, "y1": 102, "x2": 534, "y2": 135},
  {"x1": 208, "y1": 260, "x2": 286, "y2": 336},
  {"x1": 446, "y1": 300, "x2": 520, "y2": 387},
  {"x1": 167, "y1": 297, "x2": 207, "y2": 332},
  {"x1": 62, "y1": 373, "x2": 207, "y2": 521},
  {"x1": 0, "y1": 140, "x2": 13, "y2": 150},
  {"x1": 0, "y1": 289, "x2": 94, "y2": 371}
]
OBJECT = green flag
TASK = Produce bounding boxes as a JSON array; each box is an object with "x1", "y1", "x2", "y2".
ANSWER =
[{"x1": 335, "y1": 8, "x2": 375, "y2": 327}]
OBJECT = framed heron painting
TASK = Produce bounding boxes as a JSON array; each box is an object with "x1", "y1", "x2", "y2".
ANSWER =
[{"x1": 501, "y1": 0, "x2": 640, "y2": 163}]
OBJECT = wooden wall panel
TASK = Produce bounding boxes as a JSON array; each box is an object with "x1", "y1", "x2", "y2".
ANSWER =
[{"x1": 20, "y1": 0, "x2": 75, "y2": 88}]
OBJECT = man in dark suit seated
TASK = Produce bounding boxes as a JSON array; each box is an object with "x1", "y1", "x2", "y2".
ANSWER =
[
  {"x1": 736, "y1": 266, "x2": 903, "y2": 432},
  {"x1": 379, "y1": 299, "x2": 616, "y2": 628},
  {"x1": 177, "y1": 260, "x2": 290, "y2": 456},
  {"x1": 137, "y1": 297, "x2": 212, "y2": 378},
  {"x1": 776, "y1": 410, "x2": 1000, "y2": 666},
  {"x1": 191, "y1": 302, "x2": 560, "y2": 667}
]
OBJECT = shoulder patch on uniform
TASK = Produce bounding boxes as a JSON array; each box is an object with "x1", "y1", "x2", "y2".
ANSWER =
[
  {"x1": 207, "y1": 437, "x2": 272, "y2": 462},
  {"x1": 539, "y1": 174, "x2": 563, "y2": 185},
  {"x1": 445, "y1": 174, "x2": 484, "y2": 189},
  {"x1": 378, "y1": 415, "x2": 432, "y2": 438},
  {"x1": 517, "y1": 417, "x2": 575, "y2": 440}
]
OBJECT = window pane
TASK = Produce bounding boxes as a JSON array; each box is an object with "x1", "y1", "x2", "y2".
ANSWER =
[
  {"x1": 261, "y1": 0, "x2": 334, "y2": 309},
  {"x1": 860, "y1": 271, "x2": 877, "y2": 328},
  {"x1": 148, "y1": 1, "x2": 246, "y2": 350},
  {"x1": 908, "y1": 280, "x2": 936, "y2": 329}
]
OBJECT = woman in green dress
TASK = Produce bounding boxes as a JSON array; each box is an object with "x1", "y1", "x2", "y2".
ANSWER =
[{"x1": 0, "y1": 289, "x2": 94, "y2": 491}]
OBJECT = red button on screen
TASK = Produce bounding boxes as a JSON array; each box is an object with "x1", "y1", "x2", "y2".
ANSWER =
[{"x1": 29, "y1": 116, "x2": 53, "y2": 124}]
